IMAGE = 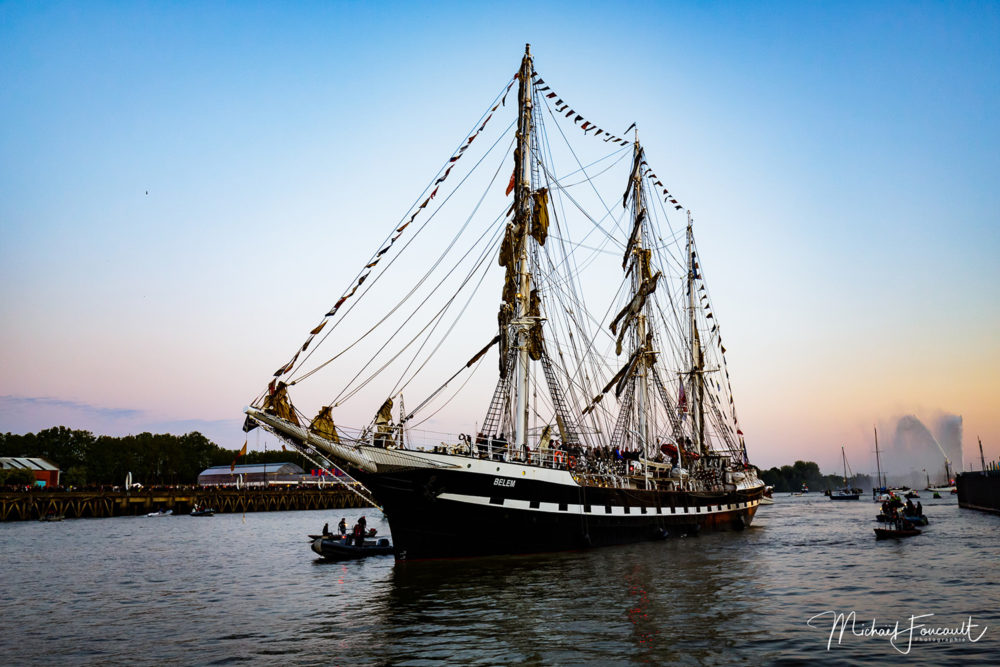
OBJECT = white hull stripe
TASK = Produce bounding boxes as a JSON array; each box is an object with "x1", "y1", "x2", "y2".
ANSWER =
[{"x1": 436, "y1": 493, "x2": 759, "y2": 516}]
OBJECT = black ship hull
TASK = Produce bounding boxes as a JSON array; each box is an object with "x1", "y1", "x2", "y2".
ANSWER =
[
  {"x1": 352, "y1": 464, "x2": 763, "y2": 560},
  {"x1": 956, "y1": 471, "x2": 1000, "y2": 515}
]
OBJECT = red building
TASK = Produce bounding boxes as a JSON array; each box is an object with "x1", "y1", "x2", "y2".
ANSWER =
[{"x1": 0, "y1": 457, "x2": 61, "y2": 487}]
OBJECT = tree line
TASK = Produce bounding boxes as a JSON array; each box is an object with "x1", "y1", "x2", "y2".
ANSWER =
[
  {"x1": 4, "y1": 429, "x2": 872, "y2": 493},
  {"x1": 758, "y1": 460, "x2": 873, "y2": 493},
  {"x1": 0, "y1": 427, "x2": 308, "y2": 487}
]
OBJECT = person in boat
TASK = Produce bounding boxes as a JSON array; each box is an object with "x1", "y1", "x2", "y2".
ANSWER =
[
  {"x1": 338, "y1": 517, "x2": 347, "y2": 536},
  {"x1": 322, "y1": 522, "x2": 330, "y2": 537},
  {"x1": 916, "y1": 501, "x2": 923, "y2": 516},
  {"x1": 350, "y1": 521, "x2": 364, "y2": 546}
]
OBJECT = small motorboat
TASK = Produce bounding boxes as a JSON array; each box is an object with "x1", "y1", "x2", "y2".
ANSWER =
[
  {"x1": 40, "y1": 512, "x2": 64, "y2": 522},
  {"x1": 875, "y1": 526, "x2": 922, "y2": 539},
  {"x1": 904, "y1": 490, "x2": 919, "y2": 499},
  {"x1": 190, "y1": 506, "x2": 215, "y2": 517},
  {"x1": 902, "y1": 514, "x2": 928, "y2": 526},
  {"x1": 147, "y1": 509, "x2": 173, "y2": 517},
  {"x1": 311, "y1": 534, "x2": 393, "y2": 560},
  {"x1": 308, "y1": 528, "x2": 378, "y2": 541}
]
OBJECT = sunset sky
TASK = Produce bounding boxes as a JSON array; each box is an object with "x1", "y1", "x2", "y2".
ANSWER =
[{"x1": 2, "y1": 1, "x2": 997, "y2": 476}]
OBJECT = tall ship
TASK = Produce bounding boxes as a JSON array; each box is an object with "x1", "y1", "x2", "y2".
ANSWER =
[
  {"x1": 244, "y1": 45, "x2": 766, "y2": 560},
  {"x1": 956, "y1": 470, "x2": 1000, "y2": 514},
  {"x1": 956, "y1": 438, "x2": 999, "y2": 514}
]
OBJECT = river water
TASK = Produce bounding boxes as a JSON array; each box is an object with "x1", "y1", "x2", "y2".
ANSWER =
[{"x1": 2, "y1": 493, "x2": 997, "y2": 665}]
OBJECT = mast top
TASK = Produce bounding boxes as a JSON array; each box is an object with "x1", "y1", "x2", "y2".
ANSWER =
[{"x1": 525, "y1": 43, "x2": 531, "y2": 54}]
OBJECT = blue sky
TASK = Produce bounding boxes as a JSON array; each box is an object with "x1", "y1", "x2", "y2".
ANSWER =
[{"x1": 1, "y1": 1, "x2": 997, "y2": 473}]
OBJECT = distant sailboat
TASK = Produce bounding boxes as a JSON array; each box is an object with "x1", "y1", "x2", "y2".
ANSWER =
[
  {"x1": 829, "y1": 446, "x2": 860, "y2": 500},
  {"x1": 873, "y1": 426, "x2": 891, "y2": 502},
  {"x1": 925, "y1": 459, "x2": 956, "y2": 493}
]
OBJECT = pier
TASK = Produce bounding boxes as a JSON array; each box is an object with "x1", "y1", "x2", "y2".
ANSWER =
[{"x1": 0, "y1": 486, "x2": 371, "y2": 521}]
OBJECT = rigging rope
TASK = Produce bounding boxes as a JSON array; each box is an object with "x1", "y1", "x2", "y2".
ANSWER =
[
  {"x1": 290, "y1": 127, "x2": 516, "y2": 388},
  {"x1": 278, "y1": 76, "x2": 519, "y2": 388}
]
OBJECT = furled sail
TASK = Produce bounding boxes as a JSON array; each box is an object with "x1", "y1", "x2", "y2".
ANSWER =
[
  {"x1": 609, "y1": 272, "x2": 661, "y2": 355},
  {"x1": 622, "y1": 206, "x2": 646, "y2": 269},
  {"x1": 374, "y1": 397, "x2": 394, "y2": 448},
  {"x1": 309, "y1": 405, "x2": 340, "y2": 444},
  {"x1": 621, "y1": 148, "x2": 643, "y2": 208},
  {"x1": 497, "y1": 303, "x2": 514, "y2": 377},
  {"x1": 538, "y1": 423, "x2": 552, "y2": 450},
  {"x1": 530, "y1": 188, "x2": 550, "y2": 246},
  {"x1": 526, "y1": 288, "x2": 544, "y2": 360},
  {"x1": 581, "y1": 343, "x2": 646, "y2": 414},
  {"x1": 262, "y1": 382, "x2": 300, "y2": 426}
]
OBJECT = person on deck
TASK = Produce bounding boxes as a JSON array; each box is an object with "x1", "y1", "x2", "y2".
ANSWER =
[
  {"x1": 322, "y1": 522, "x2": 330, "y2": 536},
  {"x1": 359, "y1": 515, "x2": 367, "y2": 535},
  {"x1": 494, "y1": 434, "x2": 507, "y2": 461},
  {"x1": 338, "y1": 517, "x2": 347, "y2": 536}
]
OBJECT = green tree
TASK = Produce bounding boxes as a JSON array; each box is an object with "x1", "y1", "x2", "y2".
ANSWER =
[
  {"x1": 3, "y1": 468, "x2": 38, "y2": 486},
  {"x1": 2, "y1": 428, "x2": 240, "y2": 486},
  {"x1": 63, "y1": 465, "x2": 88, "y2": 488}
]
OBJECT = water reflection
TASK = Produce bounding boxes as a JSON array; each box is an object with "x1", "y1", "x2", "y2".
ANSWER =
[{"x1": 333, "y1": 535, "x2": 776, "y2": 665}]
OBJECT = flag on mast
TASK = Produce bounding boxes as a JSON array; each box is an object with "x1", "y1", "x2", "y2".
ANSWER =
[{"x1": 231, "y1": 440, "x2": 247, "y2": 472}]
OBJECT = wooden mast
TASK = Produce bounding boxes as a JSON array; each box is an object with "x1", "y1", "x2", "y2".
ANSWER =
[
  {"x1": 513, "y1": 43, "x2": 533, "y2": 450},
  {"x1": 631, "y1": 138, "x2": 651, "y2": 465},
  {"x1": 686, "y1": 214, "x2": 703, "y2": 455},
  {"x1": 874, "y1": 425, "x2": 884, "y2": 490},
  {"x1": 841, "y1": 446, "x2": 848, "y2": 486},
  {"x1": 625, "y1": 135, "x2": 655, "y2": 486}
]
